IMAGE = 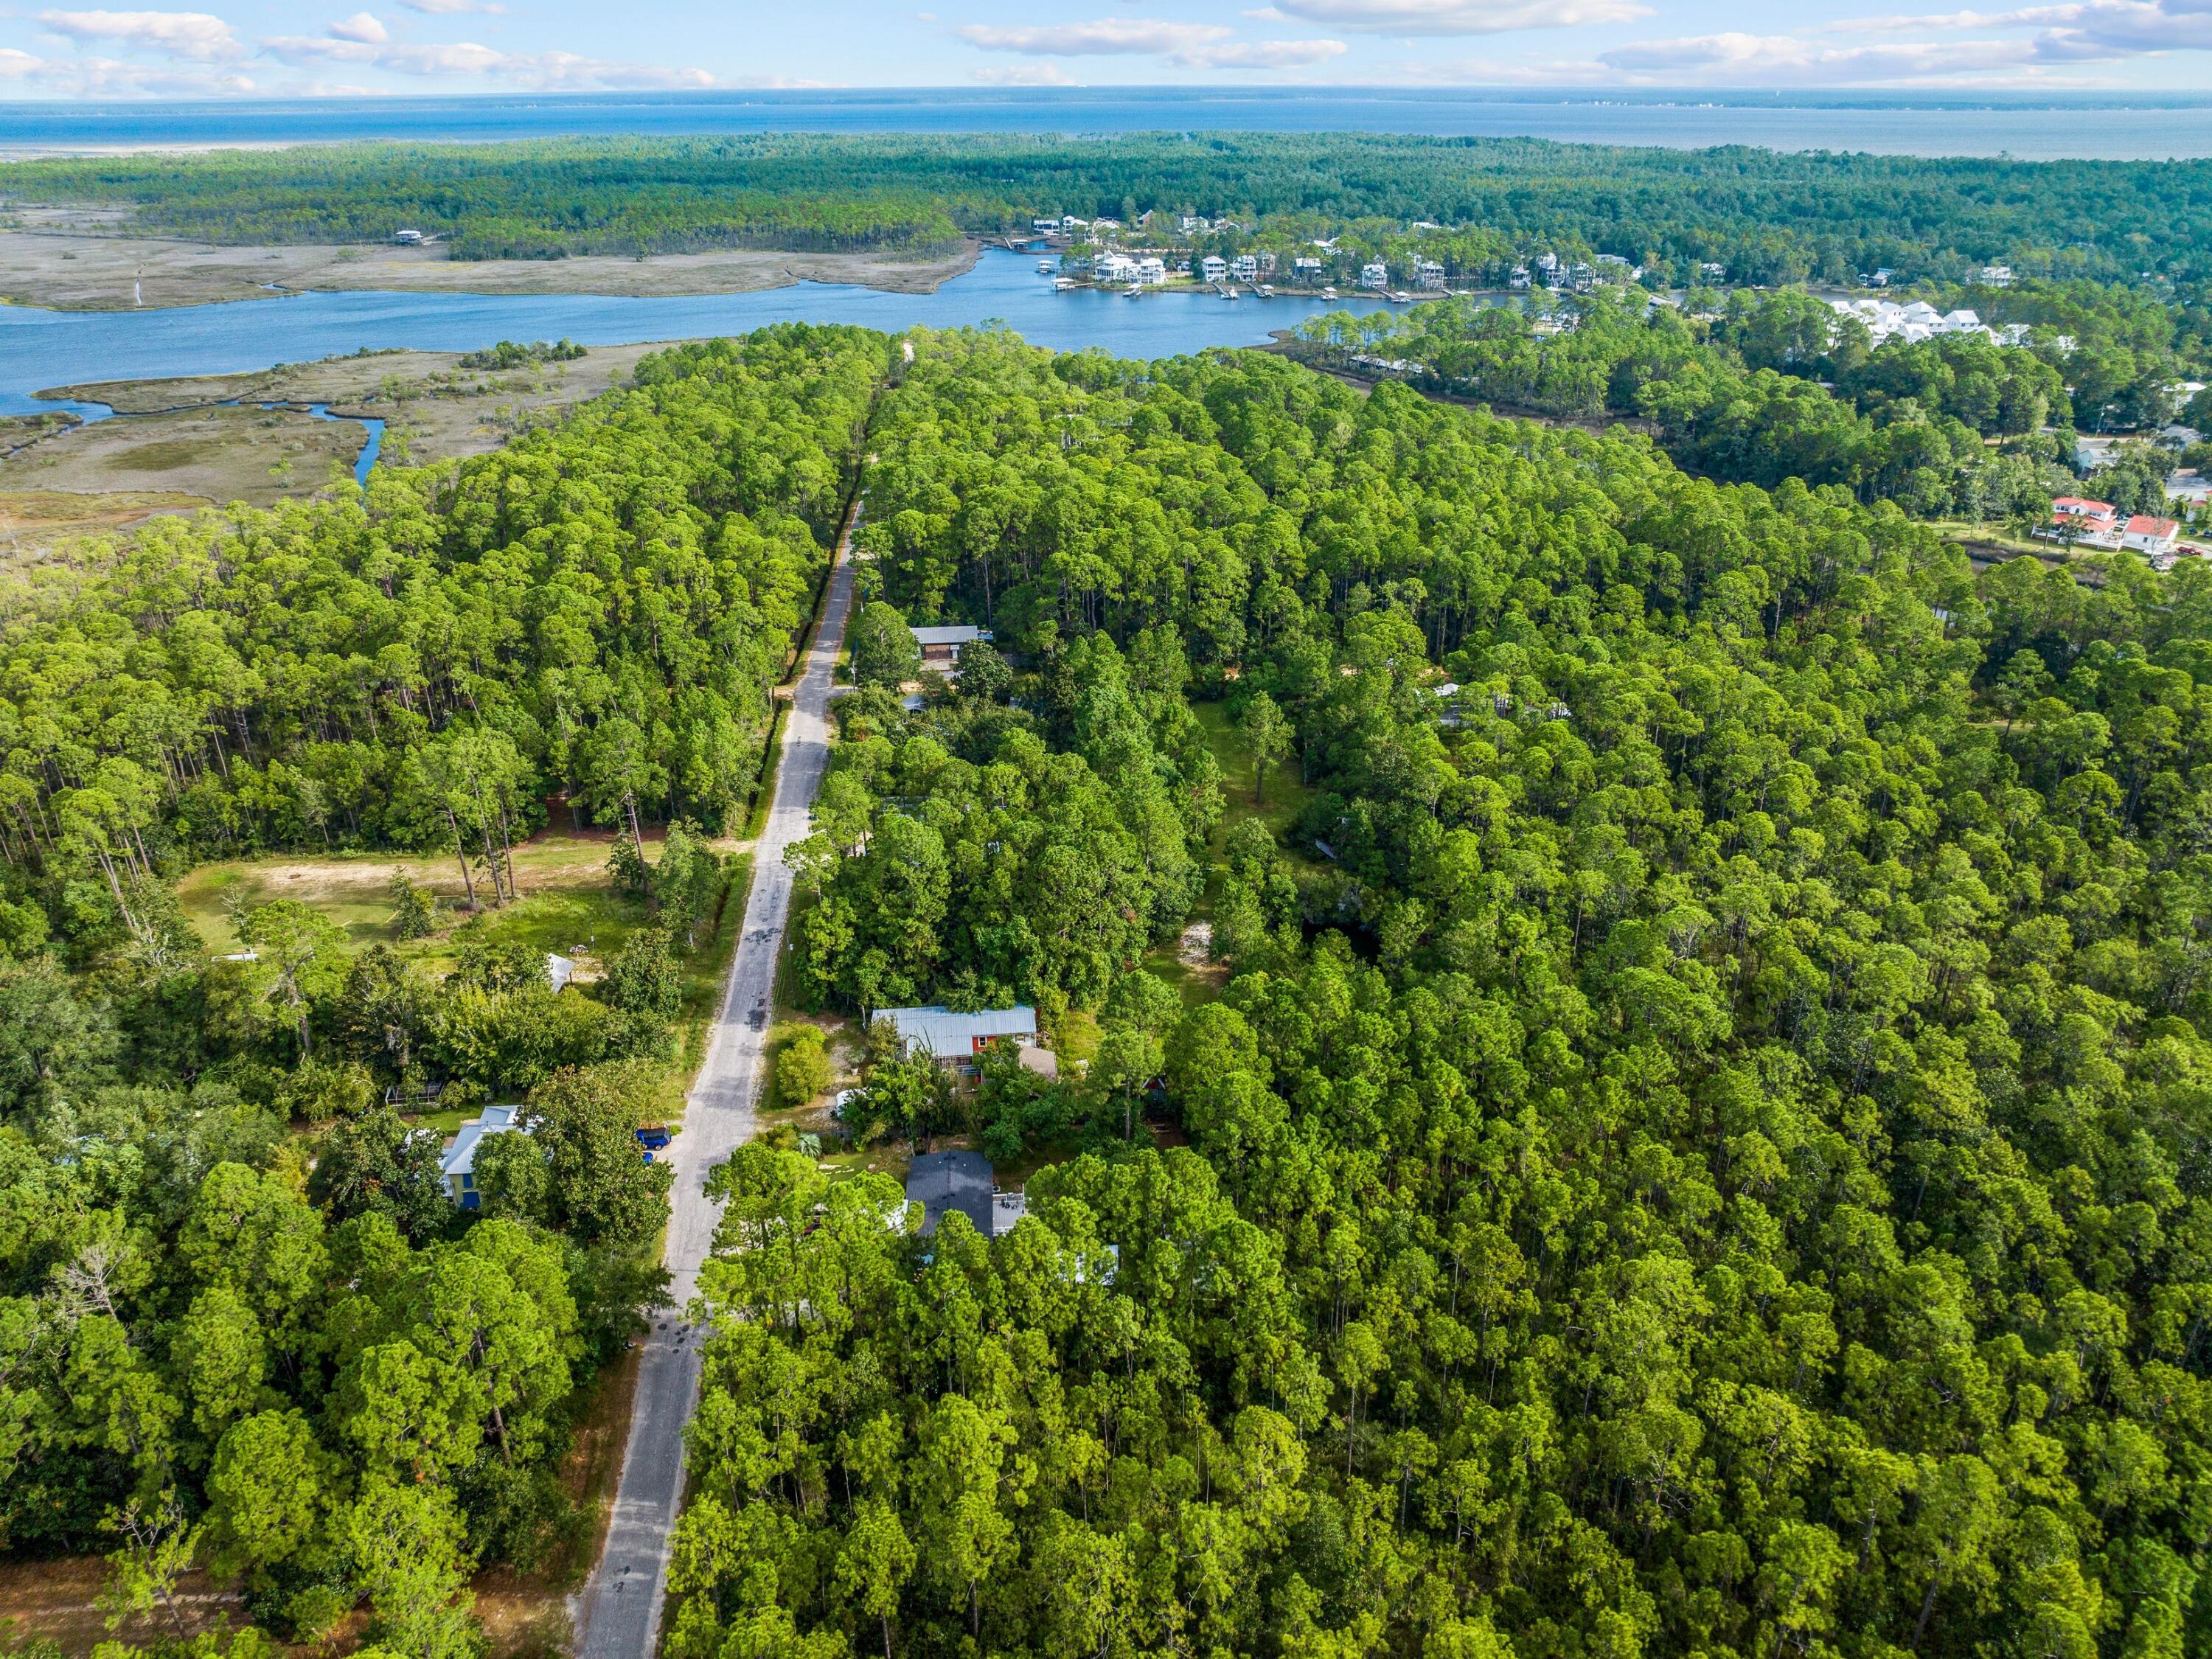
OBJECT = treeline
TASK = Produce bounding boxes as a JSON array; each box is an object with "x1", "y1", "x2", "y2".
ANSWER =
[
  {"x1": 670, "y1": 330, "x2": 2212, "y2": 1659},
  {"x1": 1292, "y1": 284, "x2": 2185, "y2": 521},
  {"x1": 0, "y1": 142, "x2": 961, "y2": 260},
  {"x1": 7, "y1": 133, "x2": 2212, "y2": 294},
  {"x1": 0, "y1": 324, "x2": 883, "y2": 959}
]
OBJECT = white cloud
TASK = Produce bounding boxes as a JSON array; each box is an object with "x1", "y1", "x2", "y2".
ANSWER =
[
  {"x1": 1270, "y1": 0, "x2": 1648, "y2": 32},
  {"x1": 328, "y1": 12, "x2": 390, "y2": 43},
  {"x1": 251, "y1": 13, "x2": 712, "y2": 87},
  {"x1": 956, "y1": 14, "x2": 1345, "y2": 65},
  {"x1": 971, "y1": 61, "x2": 1079, "y2": 82},
  {"x1": 509, "y1": 49, "x2": 717, "y2": 88},
  {"x1": 392, "y1": 0, "x2": 508, "y2": 13},
  {"x1": 1593, "y1": 29, "x2": 2037, "y2": 77},
  {"x1": 1576, "y1": 0, "x2": 2212, "y2": 81},
  {"x1": 958, "y1": 17, "x2": 1232, "y2": 53},
  {"x1": 1198, "y1": 34, "x2": 1349, "y2": 60},
  {"x1": 36, "y1": 8, "x2": 241, "y2": 60},
  {"x1": 0, "y1": 44, "x2": 257, "y2": 90}
]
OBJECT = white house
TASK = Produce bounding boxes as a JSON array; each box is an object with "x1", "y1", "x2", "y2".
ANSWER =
[
  {"x1": 2053, "y1": 495, "x2": 2115, "y2": 520},
  {"x1": 1509, "y1": 264, "x2": 1531, "y2": 290},
  {"x1": 2123, "y1": 515, "x2": 2180, "y2": 555},
  {"x1": 1359, "y1": 262, "x2": 1388, "y2": 291},
  {"x1": 1979, "y1": 265, "x2": 2015, "y2": 287},
  {"x1": 1293, "y1": 256, "x2": 1324, "y2": 281},
  {"x1": 1200, "y1": 254, "x2": 1228, "y2": 283},
  {"x1": 2038, "y1": 496, "x2": 2125, "y2": 549},
  {"x1": 392, "y1": 228, "x2": 425, "y2": 245},
  {"x1": 1414, "y1": 259, "x2": 1447, "y2": 292},
  {"x1": 1092, "y1": 252, "x2": 1135, "y2": 284},
  {"x1": 1135, "y1": 256, "x2": 1167, "y2": 286},
  {"x1": 1829, "y1": 297, "x2": 2025, "y2": 348},
  {"x1": 442, "y1": 1103, "x2": 532, "y2": 1209},
  {"x1": 1231, "y1": 254, "x2": 1259, "y2": 282}
]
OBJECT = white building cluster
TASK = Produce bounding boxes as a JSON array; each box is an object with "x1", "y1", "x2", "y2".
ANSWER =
[
  {"x1": 1091, "y1": 251, "x2": 1169, "y2": 286},
  {"x1": 1829, "y1": 297, "x2": 2034, "y2": 349}
]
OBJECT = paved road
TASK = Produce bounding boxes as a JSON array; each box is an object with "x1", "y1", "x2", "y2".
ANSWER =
[{"x1": 574, "y1": 507, "x2": 860, "y2": 1659}]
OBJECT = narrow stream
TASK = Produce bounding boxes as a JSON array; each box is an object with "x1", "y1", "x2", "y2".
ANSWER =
[{"x1": 21, "y1": 397, "x2": 385, "y2": 484}]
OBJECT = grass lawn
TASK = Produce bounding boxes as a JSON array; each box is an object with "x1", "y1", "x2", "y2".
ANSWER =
[
  {"x1": 1193, "y1": 698, "x2": 1313, "y2": 847},
  {"x1": 1930, "y1": 519, "x2": 2070, "y2": 560},
  {"x1": 1141, "y1": 939, "x2": 1226, "y2": 1009},
  {"x1": 1055, "y1": 1007, "x2": 1102, "y2": 1067}
]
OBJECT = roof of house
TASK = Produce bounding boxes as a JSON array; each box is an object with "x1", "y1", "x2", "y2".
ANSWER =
[
  {"x1": 911, "y1": 625, "x2": 988, "y2": 647},
  {"x1": 2054, "y1": 496, "x2": 2117, "y2": 515},
  {"x1": 880, "y1": 1004, "x2": 1037, "y2": 1055},
  {"x1": 2126, "y1": 515, "x2": 2180, "y2": 538},
  {"x1": 442, "y1": 1102, "x2": 530, "y2": 1180},
  {"x1": 906, "y1": 1150, "x2": 997, "y2": 1237}
]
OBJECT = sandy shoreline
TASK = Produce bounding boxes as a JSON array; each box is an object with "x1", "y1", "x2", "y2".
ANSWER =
[{"x1": 0, "y1": 226, "x2": 982, "y2": 312}]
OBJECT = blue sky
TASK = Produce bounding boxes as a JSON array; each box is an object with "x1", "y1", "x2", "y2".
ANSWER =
[{"x1": 1, "y1": 0, "x2": 2209, "y2": 97}]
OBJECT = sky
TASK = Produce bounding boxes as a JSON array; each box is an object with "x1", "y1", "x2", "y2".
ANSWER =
[{"x1": 1, "y1": 0, "x2": 2211, "y2": 98}]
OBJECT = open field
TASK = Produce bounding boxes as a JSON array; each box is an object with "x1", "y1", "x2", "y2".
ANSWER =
[
  {"x1": 1, "y1": 487, "x2": 207, "y2": 560},
  {"x1": 173, "y1": 828, "x2": 639, "y2": 959},
  {"x1": 175, "y1": 826, "x2": 753, "y2": 1127},
  {"x1": 0, "y1": 400, "x2": 369, "y2": 512},
  {"x1": 0, "y1": 223, "x2": 980, "y2": 312}
]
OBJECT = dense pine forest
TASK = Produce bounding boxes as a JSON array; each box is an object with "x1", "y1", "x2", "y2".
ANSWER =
[
  {"x1": 669, "y1": 329, "x2": 2212, "y2": 1659},
  {"x1": 6, "y1": 317, "x2": 2212, "y2": 1659},
  {"x1": 7, "y1": 132, "x2": 2212, "y2": 293},
  {"x1": 1288, "y1": 282, "x2": 2200, "y2": 524},
  {"x1": 0, "y1": 326, "x2": 886, "y2": 1655}
]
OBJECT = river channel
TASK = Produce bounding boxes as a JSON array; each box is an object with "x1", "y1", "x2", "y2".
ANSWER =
[{"x1": 1, "y1": 248, "x2": 1408, "y2": 422}]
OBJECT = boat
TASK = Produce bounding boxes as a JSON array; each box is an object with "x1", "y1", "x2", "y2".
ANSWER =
[
  {"x1": 1037, "y1": 260, "x2": 1054, "y2": 274},
  {"x1": 1390, "y1": 291, "x2": 1413, "y2": 302},
  {"x1": 1054, "y1": 277, "x2": 1079, "y2": 291},
  {"x1": 1125, "y1": 283, "x2": 1141, "y2": 297},
  {"x1": 1256, "y1": 284, "x2": 1275, "y2": 297},
  {"x1": 1222, "y1": 288, "x2": 1239, "y2": 301},
  {"x1": 1321, "y1": 286, "x2": 1338, "y2": 299}
]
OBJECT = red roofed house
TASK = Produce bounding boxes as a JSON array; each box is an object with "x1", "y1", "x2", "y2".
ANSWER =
[
  {"x1": 2122, "y1": 515, "x2": 2180, "y2": 555},
  {"x1": 2037, "y1": 495, "x2": 2123, "y2": 549}
]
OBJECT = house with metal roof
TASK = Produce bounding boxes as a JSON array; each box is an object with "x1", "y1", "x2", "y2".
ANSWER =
[
  {"x1": 910, "y1": 625, "x2": 991, "y2": 672},
  {"x1": 441, "y1": 1102, "x2": 532, "y2": 1208},
  {"x1": 879, "y1": 1004, "x2": 1037, "y2": 1061}
]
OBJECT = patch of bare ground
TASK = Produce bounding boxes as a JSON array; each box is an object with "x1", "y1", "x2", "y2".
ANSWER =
[
  {"x1": 0, "y1": 1557, "x2": 245, "y2": 1655},
  {"x1": 476, "y1": 1343, "x2": 645, "y2": 1659},
  {"x1": 1, "y1": 489, "x2": 210, "y2": 565},
  {"x1": 1177, "y1": 921, "x2": 1230, "y2": 991}
]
